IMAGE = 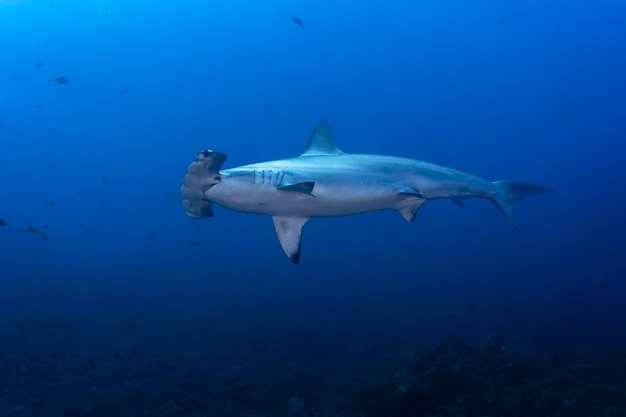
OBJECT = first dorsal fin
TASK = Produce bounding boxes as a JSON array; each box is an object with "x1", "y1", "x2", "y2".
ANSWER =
[{"x1": 300, "y1": 121, "x2": 343, "y2": 156}]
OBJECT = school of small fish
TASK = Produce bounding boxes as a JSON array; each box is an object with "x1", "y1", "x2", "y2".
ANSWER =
[{"x1": 0, "y1": 14, "x2": 335, "y2": 251}]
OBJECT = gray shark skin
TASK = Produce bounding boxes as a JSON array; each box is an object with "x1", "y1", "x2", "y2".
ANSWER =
[{"x1": 181, "y1": 121, "x2": 554, "y2": 263}]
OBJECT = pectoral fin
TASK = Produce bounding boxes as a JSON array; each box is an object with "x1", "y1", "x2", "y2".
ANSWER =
[
  {"x1": 396, "y1": 186, "x2": 423, "y2": 198},
  {"x1": 272, "y1": 216, "x2": 310, "y2": 263},
  {"x1": 451, "y1": 196, "x2": 466, "y2": 207},
  {"x1": 396, "y1": 199, "x2": 426, "y2": 223},
  {"x1": 277, "y1": 182, "x2": 315, "y2": 195}
]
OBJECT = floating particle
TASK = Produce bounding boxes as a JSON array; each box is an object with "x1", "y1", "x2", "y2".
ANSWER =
[
  {"x1": 129, "y1": 197, "x2": 134, "y2": 203},
  {"x1": 52, "y1": 165, "x2": 60, "y2": 170},
  {"x1": 119, "y1": 87, "x2": 130, "y2": 95},
  {"x1": 85, "y1": 228, "x2": 96, "y2": 234}
]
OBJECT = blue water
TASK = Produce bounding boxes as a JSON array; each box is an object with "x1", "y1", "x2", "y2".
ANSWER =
[{"x1": 1, "y1": 0, "x2": 625, "y2": 393}]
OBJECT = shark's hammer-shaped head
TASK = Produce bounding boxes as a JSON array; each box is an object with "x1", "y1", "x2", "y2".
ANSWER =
[{"x1": 181, "y1": 150, "x2": 226, "y2": 218}]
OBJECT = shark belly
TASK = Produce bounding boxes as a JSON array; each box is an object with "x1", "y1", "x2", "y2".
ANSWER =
[{"x1": 210, "y1": 170, "x2": 405, "y2": 218}]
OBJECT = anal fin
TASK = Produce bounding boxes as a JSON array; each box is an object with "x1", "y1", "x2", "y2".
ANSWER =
[{"x1": 272, "y1": 216, "x2": 310, "y2": 263}]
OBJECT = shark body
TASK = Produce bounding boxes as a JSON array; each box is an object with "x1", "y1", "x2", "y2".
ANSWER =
[{"x1": 182, "y1": 121, "x2": 554, "y2": 263}]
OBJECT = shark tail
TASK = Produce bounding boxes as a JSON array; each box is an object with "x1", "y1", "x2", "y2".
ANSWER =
[{"x1": 490, "y1": 181, "x2": 555, "y2": 231}]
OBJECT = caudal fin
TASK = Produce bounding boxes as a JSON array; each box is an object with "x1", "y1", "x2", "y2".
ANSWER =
[{"x1": 491, "y1": 181, "x2": 555, "y2": 231}]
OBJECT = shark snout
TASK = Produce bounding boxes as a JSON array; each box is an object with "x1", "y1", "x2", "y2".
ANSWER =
[
  {"x1": 181, "y1": 150, "x2": 227, "y2": 218},
  {"x1": 197, "y1": 149, "x2": 226, "y2": 166}
]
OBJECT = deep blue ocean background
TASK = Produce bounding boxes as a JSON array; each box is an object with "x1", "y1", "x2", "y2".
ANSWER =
[{"x1": 1, "y1": 1, "x2": 626, "y2": 413}]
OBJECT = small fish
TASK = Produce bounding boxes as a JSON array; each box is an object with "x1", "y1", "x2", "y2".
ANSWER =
[
  {"x1": 52, "y1": 77, "x2": 68, "y2": 84},
  {"x1": 148, "y1": 237, "x2": 158, "y2": 241},
  {"x1": 119, "y1": 87, "x2": 130, "y2": 95},
  {"x1": 296, "y1": 87, "x2": 304, "y2": 93},
  {"x1": 79, "y1": 365, "x2": 92, "y2": 372},
  {"x1": 291, "y1": 17, "x2": 304, "y2": 28},
  {"x1": 34, "y1": 61, "x2": 44, "y2": 70},
  {"x1": 609, "y1": 251, "x2": 618, "y2": 258},
  {"x1": 112, "y1": 352, "x2": 121, "y2": 360},
  {"x1": 45, "y1": 201, "x2": 55, "y2": 207},
  {"x1": 129, "y1": 197, "x2": 134, "y2": 203},
  {"x1": 42, "y1": 234, "x2": 48, "y2": 241},
  {"x1": 0, "y1": 218, "x2": 6, "y2": 226},
  {"x1": 122, "y1": 170, "x2": 129, "y2": 174},
  {"x1": 27, "y1": 225, "x2": 39, "y2": 233},
  {"x1": 85, "y1": 228, "x2": 96, "y2": 234},
  {"x1": 188, "y1": 241, "x2": 202, "y2": 247},
  {"x1": 195, "y1": 223, "x2": 201, "y2": 231},
  {"x1": 170, "y1": 197, "x2": 176, "y2": 203},
  {"x1": 52, "y1": 165, "x2": 60, "y2": 170},
  {"x1": 37, "y1": 104, "x2": 43, "y2": 109},
  {"x1": 48, "y1": 2, "x2": 55, "y2": 7},
  {"x1": 153, "y1": 125, "x2": 161, "y2": 131},
  {"x1": 100, "y1": 177, "x2": 107, "y2": 183}
]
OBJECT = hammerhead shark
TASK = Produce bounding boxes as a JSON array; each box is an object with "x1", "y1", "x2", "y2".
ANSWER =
[{"x1": 181, "y1": 121, "x2": 554, "y2": 263}]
